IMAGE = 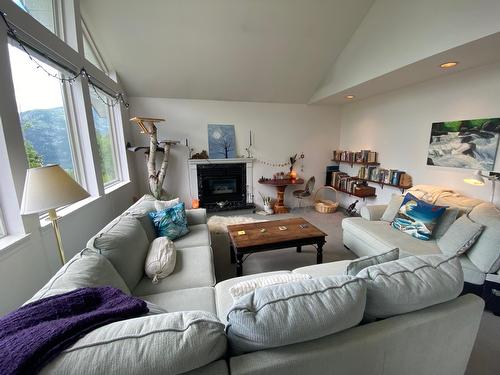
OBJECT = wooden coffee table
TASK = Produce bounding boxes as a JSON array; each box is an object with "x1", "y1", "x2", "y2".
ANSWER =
[{"x1": 227, "y1": 218, "x2": 327, "y2": 276}]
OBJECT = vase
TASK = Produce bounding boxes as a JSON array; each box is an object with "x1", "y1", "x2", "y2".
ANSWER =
[{"x1": 264, "y1": 203, "x2": 274, "y2": 214}]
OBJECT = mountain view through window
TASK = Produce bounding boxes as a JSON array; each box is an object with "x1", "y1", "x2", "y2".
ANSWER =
[{"x1": 9, "y1": 44, "x2": 78, "y2": 179}]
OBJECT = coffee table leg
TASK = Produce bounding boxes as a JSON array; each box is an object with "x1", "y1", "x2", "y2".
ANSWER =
[
  {"x1": 316, "y1": 241, "x2": 324, "y2": 264},
  {"x1": 296, "y1": 245, "x2": 302, "y2": 253},
  {"x1": 236, "y1": 253, "x2": 244, "y2": 277},
  {"x1": 230, "y1": 243, "x2": 236, "y2": 264}
]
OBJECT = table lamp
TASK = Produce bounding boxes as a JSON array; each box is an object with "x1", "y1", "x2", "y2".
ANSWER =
[
  {"x1": 464, "y1": 170, "x2": 499, "y2": 203},
  {"x1": 20, "y1": 165, "x2": 90, "y2": 264}
]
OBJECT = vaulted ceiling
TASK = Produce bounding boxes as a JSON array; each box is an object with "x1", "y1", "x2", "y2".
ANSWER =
[{"x1": 80, "y1": 0, "x2": 374, "y2": 103}]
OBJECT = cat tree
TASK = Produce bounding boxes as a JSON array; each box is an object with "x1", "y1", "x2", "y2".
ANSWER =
[{"x1": 130, "y1": 117, "x2": 179, "y2": 199}]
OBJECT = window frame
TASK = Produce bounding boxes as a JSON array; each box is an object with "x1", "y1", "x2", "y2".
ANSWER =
[{"x1": 0, "y1": 207, "x2": 6, "y2": 239}]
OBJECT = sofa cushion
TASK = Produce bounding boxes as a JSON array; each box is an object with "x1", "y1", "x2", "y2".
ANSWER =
[
  {"x1": 433, "y1": 207, "x2": 459, "y2": 238},
  {"x1": 123, "y1": 194, "x2": 156, "y2": 216},
  {"x1": 88, "y1": 216, "x2": 149, "y2": 290},
  {"x1": 357, "y1": 255, "x2": 463, "y2": 319},
  {"x1": 40, "y1": 311, "x2": 226, "y2": 375},
  {"x1": 459, "y1": 256, "x2": 486, "y2": 285},
  {"x1": 467, "y1": 203, "x2": 500, "y2": 273},
  {"x1": 174, "y1": 224, "x2": 211, "y2": 248},
  {"x1": 133, "y1": 246, "x2": 216, "y2": 296},
  {"x1": 380, "y1": 194, "x2": 404, "y2": 222},
  {"x1": 391, "y1": 193, "x2": 446, "y2": 240},
  {"x1": 226, "y1": 276, "x2": 366, "y2": 355},
  {"x1": 149, "y1": 202, "x2": 190, "y2": 240},
  {"x1": 293, "y1": 260, "x2": 352, "y2": 278},
  {"x1": 215, "y1": 271, "x2": 290, "y2": 324},
  {"x1": 437, "y1": 215, "x2": 484, "y2": 256},
  {"x1": 346, "y1": 248, "x2": 399, "y2": 276},
  {"x1": 139, "y1": 287, "x2": 216, "y2": 314},
  {"x1": 145, "y1": 237, "x2": 176, "y2": 284},
  {"x1": 229, "y1": 273, "x2": 312, "y2": 300},
  {"x1": 25, "y1": 251, "x2": 130, "y2": 305},
  {"x1": 342, "y1": 218, "x2": 441, "y2": 256}
]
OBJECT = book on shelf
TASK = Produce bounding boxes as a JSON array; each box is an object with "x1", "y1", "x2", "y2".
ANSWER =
[{"x1": 333, "y1": 149, "x2": 378, "y2": 164}]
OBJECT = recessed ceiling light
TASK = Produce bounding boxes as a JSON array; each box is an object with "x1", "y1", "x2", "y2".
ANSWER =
[
  {"x1": 345, "y1": 95, "x2": 355, "y2": 99},
  {"x1": 440, "y1": 62, "x2": 458, "y2": 69}
]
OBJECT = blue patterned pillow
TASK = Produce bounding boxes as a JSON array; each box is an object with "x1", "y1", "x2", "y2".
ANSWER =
[
  {"x1": 392, "y1": 193, "x2": 446, "y2": 240},
  {"x1": 149, "y1": 202, "x2": 190, "y2": 240}
]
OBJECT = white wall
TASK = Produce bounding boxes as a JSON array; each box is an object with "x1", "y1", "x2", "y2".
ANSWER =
[
  {"x1": 129, "y1": 98, "x2": 340, "y2": 207},
  {"x1": 338, "y1": 62, "x2": 500, "y2": 208},
  {"x1": 312, "y1": 0, "x2": 500, "y2": 101}
]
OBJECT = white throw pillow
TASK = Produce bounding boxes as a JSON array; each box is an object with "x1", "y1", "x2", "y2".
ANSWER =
[
  {"x1": 145, "y1": 237, "x2": 176, "y2": 284},
  {"x1": 437, "y1": 215, "x2": 484, "y2": 255},
  {"x1": 229, "y1": 273, "x2": 312, "y2": 300},
  {"x1": 154, "y1": 197, "x2": 180, "y2": 212}
]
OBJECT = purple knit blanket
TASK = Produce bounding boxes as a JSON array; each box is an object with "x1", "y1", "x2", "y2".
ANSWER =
[{"x1": 0, "y1": 286, "x2": 148, "y2": 375}]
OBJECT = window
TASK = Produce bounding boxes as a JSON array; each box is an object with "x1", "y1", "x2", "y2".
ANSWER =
[
  {"x1": 0, "y1": 207, "x2": 6, "y2": 239},
  {"x1": 90, "y1": 88, "x2": 119, "y2": 185},
  {"x1": 8, "y1": 44, "x2": 81, "y2": 182},
  {"x1": 11, "y1": 0, "x2": 57, "y2": 34},
  {"x1": 81, "y1": 19, "x2": 109, "y2": 74}
]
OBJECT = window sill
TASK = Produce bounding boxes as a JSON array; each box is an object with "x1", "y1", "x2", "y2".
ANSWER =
[
  {"x1": 0, "y1": 233, "x2": 32, "y2": 257},
  {"x1": 40, "y1": 195, "x2": 100, "y2": 228},
  {"x1": 104, "y1": 180, "x2": 130, "y2": 194}
]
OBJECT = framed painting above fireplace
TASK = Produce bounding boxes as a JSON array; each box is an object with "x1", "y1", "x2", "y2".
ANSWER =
[{"x1": 208, "y1": 124, "x2": 236, "y2": 159}]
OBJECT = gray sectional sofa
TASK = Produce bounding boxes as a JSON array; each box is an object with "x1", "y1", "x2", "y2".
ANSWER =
[
  {"x1": 343, "y1": 194, "x2": 500, "y2": 287},
  {"x1": 25, "y1": 195, "x2": 485, "y2": 375}
]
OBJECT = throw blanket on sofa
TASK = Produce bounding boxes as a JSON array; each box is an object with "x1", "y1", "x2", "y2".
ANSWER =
[{"x1": 0, "y1": 286, "x2": 148, "y2": 375}]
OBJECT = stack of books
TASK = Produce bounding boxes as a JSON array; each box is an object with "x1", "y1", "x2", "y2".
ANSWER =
[
  {"x1": 376, "y1": 169, "x2": 409, "y2": 186},
  {"x1": 333, "y1": 150, "x2": 378, "y2": 164},
  {"x1": 331, "y1": 172, "x2": 368, "y2": 193}
]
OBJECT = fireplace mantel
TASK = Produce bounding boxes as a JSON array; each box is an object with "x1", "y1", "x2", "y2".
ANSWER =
[{"x1": 188, "y1": 158, "x2": 254, "y2": 208}]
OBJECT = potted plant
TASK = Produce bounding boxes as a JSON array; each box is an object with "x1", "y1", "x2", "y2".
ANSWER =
[{"x1": 259, "y1": 192, "x2": 274, "y2": 214}]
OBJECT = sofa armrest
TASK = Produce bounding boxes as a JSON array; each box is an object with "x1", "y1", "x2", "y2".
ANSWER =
[
  {"x1": 186, "y1": 208, "x2": 207, "y2": 225},
  {"x1": 360, "y1": 205, "x2": 387, "y2": 221}
]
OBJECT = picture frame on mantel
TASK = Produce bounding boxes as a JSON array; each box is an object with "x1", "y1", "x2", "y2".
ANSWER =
[{"x1": 208, "y1": 124, "x2": 236, "y2": 159}]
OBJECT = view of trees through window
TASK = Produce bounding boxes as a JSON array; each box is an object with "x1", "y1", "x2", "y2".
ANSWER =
[
  {"x1": 12, "y1": 0, "x2": 56, "y2": 34},
  {"x1": 90, "y1": 89, "x2": 118, "y2": 185},
  {"x1": 9, "y1": 44, "x2": 77, "y2": 179}
]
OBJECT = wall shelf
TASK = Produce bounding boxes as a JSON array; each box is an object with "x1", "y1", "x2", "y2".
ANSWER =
[
  {"x1": 334, "y1": 187, "x2": 376, "y2": 201},
  {"x1": 360, "y1": 179, "x2": 412, "y2": 193}
]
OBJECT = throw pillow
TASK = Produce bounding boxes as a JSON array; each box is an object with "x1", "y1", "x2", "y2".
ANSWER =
[
  {"x1": 154, "y1": 197, "x2": 180, "y2": 212},
  {"x1": 226, "y1": 276, "x2": 366, "y2": 355},
  {"x1": 149, "y1": 202, "x2": 190, "y2": 240},
  {"x1": 145, "y1": 237, "x2": 176, "y2": 284},
  {"x1": 346, "y1": 248, "x2": 399, "y2": 276},
  {"x1": 437, "y1": 215, "x2": 484, "y2": 255},
  {"x1": 433, "y1": 207, "x2": 460, "y2": 239},
  {"x1": 391, "y1": 193, "x2": 447, "y2": 240},
  {"x1": 229, "y1": 273, "x2": 312, "y2": 300},
  {"x1": 380, "y1": 194, "x2": 404, "y2": 222},
  {"x1": 357, "y1": 255, "x2": 463, "y2": 319}
]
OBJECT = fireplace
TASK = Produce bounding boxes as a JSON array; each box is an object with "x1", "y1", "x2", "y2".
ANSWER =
[{"x1": 196, "y1": 163, "x2": 254, "y2": 212}]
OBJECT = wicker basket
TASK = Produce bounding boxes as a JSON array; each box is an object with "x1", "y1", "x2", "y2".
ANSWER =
[{"x1": 314, "y1": 186, "x2": 339, "y2": 214}]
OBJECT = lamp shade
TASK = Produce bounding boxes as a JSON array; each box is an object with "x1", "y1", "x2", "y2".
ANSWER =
[
  {"x1": 21, "y1": 165, "x2": 90, "y2": 215},
  {"x1": 464, "y1": 170, "x2": 485, "y2": 186}
]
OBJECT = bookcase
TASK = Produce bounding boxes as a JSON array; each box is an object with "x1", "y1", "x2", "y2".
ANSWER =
[{"x1": 331, "y1": 150, "x2": 412, "y2": 198}]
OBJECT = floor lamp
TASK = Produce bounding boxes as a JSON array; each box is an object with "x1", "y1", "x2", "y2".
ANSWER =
[
  {"x1": 20, "y1": 165, "x2": 90, "y2": 265},
  {"x1": 464, "y1": 170, "x2": 499, "y2": 203}
]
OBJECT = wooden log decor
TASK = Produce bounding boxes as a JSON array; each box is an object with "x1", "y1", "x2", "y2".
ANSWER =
[{"x1": 130, "y1": 117, "x2": 179, "y2": 199}]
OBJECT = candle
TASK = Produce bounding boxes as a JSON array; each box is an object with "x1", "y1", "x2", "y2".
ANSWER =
[
  {"x1": 185, "y1": 138, "x2": 189, "y2": 147},
  {"x1": 249, "y1": 130, "x2": 252, "y2": 146},
  {"x1": 192, "y1": 199, "x2": 200, "y2": 209}
]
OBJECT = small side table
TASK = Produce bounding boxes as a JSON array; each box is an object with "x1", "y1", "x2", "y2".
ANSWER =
[{"x1": 258, "y1": 178, "x2": 304, "y2": 213}]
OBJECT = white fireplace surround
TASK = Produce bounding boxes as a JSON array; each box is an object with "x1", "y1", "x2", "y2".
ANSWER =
[{"x1": 188, "y1": 158, "x2": 254, "y2": 204}]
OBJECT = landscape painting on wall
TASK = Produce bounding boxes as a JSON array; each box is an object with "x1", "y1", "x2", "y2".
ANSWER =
[
  {"x1": 208, "y1": 124, "x2": 236, "y2": 159},
  {"x1": 427, "y1": 118, "x2": 500, "y2": 171}
]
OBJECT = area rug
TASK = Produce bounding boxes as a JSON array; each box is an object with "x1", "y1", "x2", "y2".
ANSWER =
[{"x1": 207, "y1": 215, "x2": 266, "y2": 234}]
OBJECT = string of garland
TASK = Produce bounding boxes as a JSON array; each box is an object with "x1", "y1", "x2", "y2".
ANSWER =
[{"x1": 0, "y1": 10, "x2": 129, "y2": 108}]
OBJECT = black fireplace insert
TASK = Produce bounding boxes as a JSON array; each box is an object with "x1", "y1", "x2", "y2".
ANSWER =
[{"x1": 197, "y1": 163, "x2": 254, "y2": 212}]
